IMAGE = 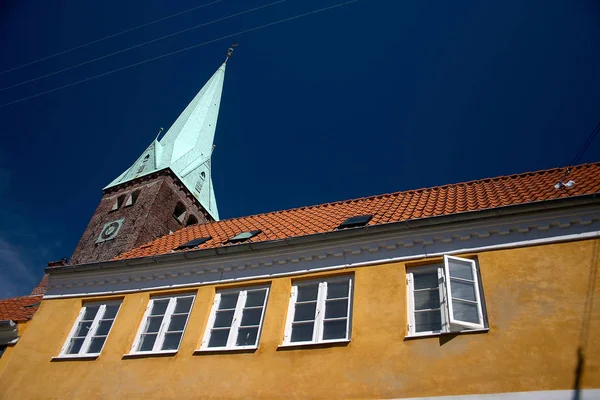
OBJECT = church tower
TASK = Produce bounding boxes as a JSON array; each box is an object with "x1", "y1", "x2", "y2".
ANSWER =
[{"x1": 70, "y1": 60, "x2": 228, "y2": 265}]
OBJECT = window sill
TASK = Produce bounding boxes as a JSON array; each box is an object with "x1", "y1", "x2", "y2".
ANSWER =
[
  {"x1": 277, "y1": 339, "x2": 350, "y2": 350},
  {"x1": 122, "y1": 350, "x2": 178, "y2": 359},
  {"x1": 51, "y1": 354, "x2": 99, "y2": 361},
  {"x1": 194, "y1": 346, "x2": 257, "y2": 354},
  {"x1": 405, "y1": 328, "x2": 489, "y2": 340}
]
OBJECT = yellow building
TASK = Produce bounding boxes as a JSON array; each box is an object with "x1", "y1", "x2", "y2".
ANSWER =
[
  {"x1": 1, "y1": 161, "x2": 599, "y2": 399},
  {"x1": 1, "y1": 60, "x2": 599, "y2": 399}
]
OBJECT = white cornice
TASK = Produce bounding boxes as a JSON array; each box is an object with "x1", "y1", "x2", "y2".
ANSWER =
[{"x1": 45, "y1": 205, "x2": 600, "y2": 299}]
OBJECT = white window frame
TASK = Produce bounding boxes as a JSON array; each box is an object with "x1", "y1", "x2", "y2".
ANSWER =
[
  {"x1": 406, "y1": 255, "x2": 487, "y2": 337},
  {"x1": 282, "y1": 275, "x2": 353, "y2": 347},
  {"x1": 128, "y1": 293, "x2": 195, "y2": 355},
  {"x1": 198, "y1": 285, "x2": 270, "y2": 351},
  {"x1": 57, "y1": 300, "x2": 122, "y2": 359}
]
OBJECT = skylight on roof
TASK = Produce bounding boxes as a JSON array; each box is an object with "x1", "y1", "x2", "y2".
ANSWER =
[
  {"x1": 226, "y1": 230, "x2": 262, "y2": 244},
  {"x1": 175, "y1": 237, "x2": 212, "y2": 250},
  {"x1": 337, "y1": 215, "x2": 373, "y2": 230}
]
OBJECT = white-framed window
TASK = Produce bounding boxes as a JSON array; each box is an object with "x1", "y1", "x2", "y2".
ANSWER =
[
  {"x1": 199, "y1": 285, "x2": 269, "y2": 351},
  {"x1": 282, "y1": 275, "x2": 353, "y2": 345},
  {"x1": 59, "y1": 300, "x2": 122, "y2": 357},
  {"x1": 129, "y1": 294, "x2": 195, "y2": 354},
  {"x1": 406, "y1": 255, "x2": 487, "y2": 337}
]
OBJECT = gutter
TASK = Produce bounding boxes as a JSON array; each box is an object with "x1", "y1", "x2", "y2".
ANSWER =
[{"x1": 47, "y1": 193, "x2": 600, "y2": 275}]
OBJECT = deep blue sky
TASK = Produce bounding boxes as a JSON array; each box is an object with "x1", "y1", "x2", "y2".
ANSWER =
[{"x1": 1, "y1": 0, "x2": 599, "y2": 299}]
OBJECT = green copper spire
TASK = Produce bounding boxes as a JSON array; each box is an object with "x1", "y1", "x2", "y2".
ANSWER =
[{"x1": 105, "y1": 62, "x2": 226, "y2": 220}]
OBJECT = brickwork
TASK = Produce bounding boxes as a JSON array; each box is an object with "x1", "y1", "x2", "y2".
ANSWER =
[{"x1": 70, "y1": 170, "x2": 210, "y2": 265}]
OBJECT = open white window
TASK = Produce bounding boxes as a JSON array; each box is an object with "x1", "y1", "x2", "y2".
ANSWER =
[
  {"x1": 406, "y1": 255, "x2": 487, "y2": 337},
  {"x1": 282, "y1": 275, "x2": 353, "y2": 346},
  {"x1": 59, "y1": 300, "x2": 121, "y2": 358},
  {"x1": 199, "y1": 285, "x2": 269, "y2": 351},
  {"x1": 129, "y1": 294, "x2": 195, "y2": 354}
]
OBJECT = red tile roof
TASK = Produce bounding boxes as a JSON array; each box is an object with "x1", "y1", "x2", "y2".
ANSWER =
[
  {"x1": 116, "y1": 163, "x2": 600, "y2": 261},
  {"x1": 0, "y1": 295, "x2": 43, "y2": 322}
]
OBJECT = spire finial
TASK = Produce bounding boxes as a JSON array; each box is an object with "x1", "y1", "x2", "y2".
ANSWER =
[
  {"x1": 155, "y1": 127, "x2": 164, "y2": 140},
  {"x1": 225, "y1": 43, "x2": 238, "y2": 62}
]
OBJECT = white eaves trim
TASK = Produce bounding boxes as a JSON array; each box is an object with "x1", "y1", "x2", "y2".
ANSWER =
[{"x1": 44, "y1": 207, "x2": 600, "y2": 299}]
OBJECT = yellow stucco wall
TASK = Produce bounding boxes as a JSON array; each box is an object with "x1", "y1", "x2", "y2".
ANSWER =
[{"x1": 0, "y1": 239, "x2": 598, "y2": 400}]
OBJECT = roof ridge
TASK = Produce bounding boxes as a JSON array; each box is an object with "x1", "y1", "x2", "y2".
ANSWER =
[
  {"x1": 191, "y1": 162, "x2": 600, "y2": 225},
  {"x1": 0, "y1": 294, "x2": 43, "y2": 302}
]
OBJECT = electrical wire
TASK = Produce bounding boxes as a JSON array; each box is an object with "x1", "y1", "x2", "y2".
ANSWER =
[
  {"x1": 0, "y1": 0, "x2": 358, "y2": 108},
  {"x1": 556, "y1": 120, "x2": 600, "y2": 185},
  {"x1": 569, "y1": 120, "x2": 600, "y2": 167},
  {"x1": 0, "y1": 0, "x2": 223, "y2": 76},
  {"x1": 0, "y1": 0, "x2": 285, "y2": 92}
]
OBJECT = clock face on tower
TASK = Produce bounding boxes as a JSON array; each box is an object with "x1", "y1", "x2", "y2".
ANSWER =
[{"x1": 96, "y1": 219, "x2": 124, "y2": 243}]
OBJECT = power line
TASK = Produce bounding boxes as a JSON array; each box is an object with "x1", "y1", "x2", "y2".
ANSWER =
[
  {"x1": 555, "y1": 120, "x2": 600, "y2": 187},
  {"x1": 0, "y1": 0, "x2": 223, "y2": 76},
  {"x1": 0, "y1": 0, "x2": 358, "y2": 108},
  {"x1": 569, "y1": 120, "x2": 600, "y2": 167},
  {"x1": 0, "y1": 0, "x2": 285, "y2": 92}
]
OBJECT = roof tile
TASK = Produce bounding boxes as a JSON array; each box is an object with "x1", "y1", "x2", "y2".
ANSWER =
[{"x1": 112, "y1": 163, "x2": 600, "y2": 261}]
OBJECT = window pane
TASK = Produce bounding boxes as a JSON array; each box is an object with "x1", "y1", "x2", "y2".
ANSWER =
[
  {"x1": 325, "y1": 299, "x2": 348, "y2": 319},
  {"x1": 293, "y1": 303, "x2": 316, "y2": 322},
  {"x1": 245, "y1": 290, "x2": 267, "y2": 307},
  {"x1": 208, "y1": 329, "x2": 230, "y2": 347},
  {"x1": 219, "y1": 293, "x2": 239, "y2": 310},
  {"x1": 161, "y1": 332, "x2": 183, "y2": 350},
  {"x1": 450, "y1": 279, "x2": 477, "y2": 302},
  {"x1": 168, "y1": 314, "x2": 188, "y2": 332},
  {"x1": 88, "y1": 337, "x2": 106, "y2": 354},
  {"x1": 415, "y1": 310, "x2": 442, "y2": 332},
  {"x1": 236, "y1": 327, "x2": 259, "y2": 347},
  {"x1": 240, "y1": 308, "x2": 262, "y2": 327},
  {"x1": 67, "y1": 338, "x2": 85, "y2": 354},
  {"x1": 138, "y1": 334, "x2": 157, "y2": 351},
  {"x1": 95, "y1": 320, "x2": 113, "y2": 336},
  {"x1": 414, "y1": 289, "x2": 440, "y2": 310},
  {"x1": 296, "y1": 284, "x2": 318, "y2": 302},
  {"x1": 214, "y1": 310, "x2": 234, "y2": 328},
  {"x1": 174, "y1": 297, "x2": 194, "y2": 314},
  {"x1": 452, "y1": 300, "x2": 479, "y2": 324},
  {"x1": 103, "y1": 304, "x2": 120, "y2": 319},
  {"x1": 413, "y1": 272, "x2": 439, "y2": 290},
  {"x1": 82, "y1": 306, "x2": 100, "y2": 321},
  {"x1": 74, "y1": 321, "x2": 93, "y2": 337},
  {"x1": 323, "y1": 319, "x2": 347, "y2": 340},
  {"x1": 291, "y1": 322, "x2": 314, "y2": 342},
  {"x1": 144, "y1": 316, "x2": 162, "y2": 333},
  {"x1": 447, "y1": 259, "x2": 474, "y2": 280},
  {"x1": 150, "y1": 300, "x2": 169, "y2": 316},
  {"x1": 327, "y1": 281, "x2": 349, "y2": 299}
]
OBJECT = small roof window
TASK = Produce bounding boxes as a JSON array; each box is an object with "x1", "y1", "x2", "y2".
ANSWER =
[
  {"x1": 226, "y1": 230, "x2": 262, "y2": 244},
  {"x1": 175, "y1": 237, "x2": 212, "y2": 250},
  {"x1": 337, "y1": 215, "x2": 373, "y2": 230}
]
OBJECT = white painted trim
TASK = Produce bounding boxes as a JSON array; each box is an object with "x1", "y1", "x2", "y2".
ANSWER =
[
  {"x1": 44, "y1": 208, "x2": 600, "y2": 299},
  {"x1": 122, "y1": 349, "x2": 178, "y2": 358},
  {"x1": 51, "y1": 355, "x2": 99, "y2": 361},
  {"x1": 387, "y1": 389, "x2": 600, "y2": 400},
  {"x1": 57, "y1": 300, "x2": 122, "y2": 357},
  {"x1": 444, "y1": 255, "x2": 484, "y2": 330},
  {"x1": 128, "y1": 293, "x2": 195, "y2": 355},
  {"x1": 199, "y1": 285, "x2": 270, "y2": 351},
  {"x1": 277, "y1": 338, "x2": 351, "y2": 349},
  {"x1": 282, "y1": 275, "x2": 353, "y2": 345},
  {"x1": 405, "y1": 328, "x2": 489, "y2": 339}
]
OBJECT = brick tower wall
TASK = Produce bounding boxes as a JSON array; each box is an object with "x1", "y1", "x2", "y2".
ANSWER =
[{"x1": 70, "y1": 171, "x2": 210, "y2": 265}]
